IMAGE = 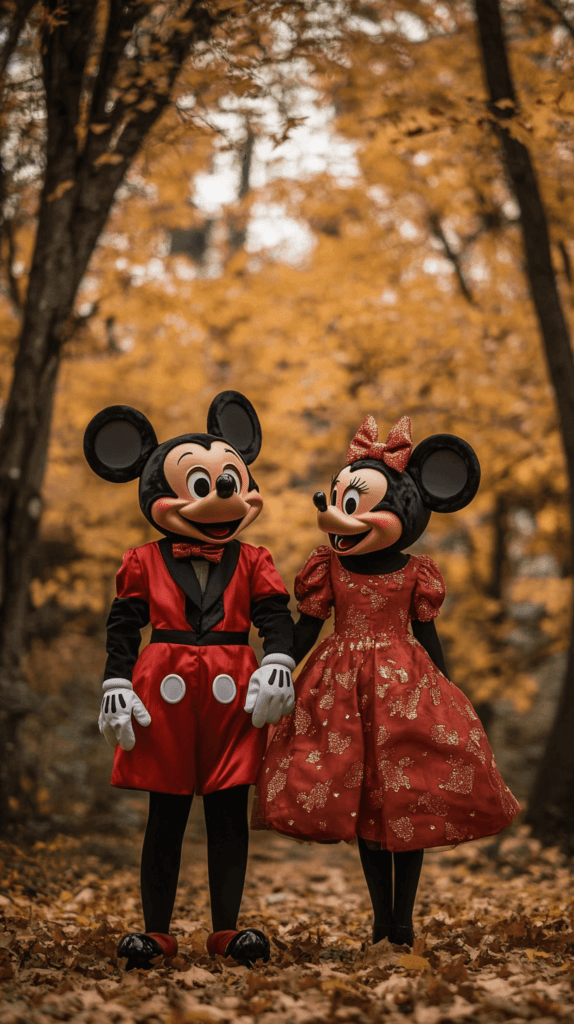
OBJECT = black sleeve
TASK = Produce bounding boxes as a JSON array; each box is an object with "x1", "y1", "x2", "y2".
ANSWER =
[
  {"x1": 104, "y1": 596, "x2": 150, "y2": 681},
  {"x1": 250, "y1": 593, "x2": 294, "y2": 657},
  {"x1": 293, "y1": 612, "x2": 325, "y2": 666},
  {"x1": 411, "y1": 618, "x2": 449, "y2": 678}
]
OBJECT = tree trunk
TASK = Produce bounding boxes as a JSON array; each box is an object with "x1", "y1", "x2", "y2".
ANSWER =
[
  {"x1": 473, "y1": 0, "x2": 574, "y2": 851},
  {"x1": 0, "y1": 0, "x2": 216, "y2": 827}
]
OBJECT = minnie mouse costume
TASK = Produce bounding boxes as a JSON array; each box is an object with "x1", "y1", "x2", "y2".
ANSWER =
[{"x1": 255, "y1": 414, "x2": 520, "y2": 947}]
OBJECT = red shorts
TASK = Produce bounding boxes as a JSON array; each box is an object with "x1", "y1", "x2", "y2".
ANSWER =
[{"x1": 111, "y1": 642, "x2": 266, "y2": 795}]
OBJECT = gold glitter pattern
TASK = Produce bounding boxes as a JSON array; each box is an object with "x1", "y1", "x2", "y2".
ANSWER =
[
  {"x1": 361, "y1": 584, "x2": 388, "y2": 611},
  {"x1": 438, "y1": 757, "x2": 475, "y2": 794},
  {"x1": 319, "y1": 691, "x2": 335, "y2": 710},
  {"x1": 430, "y1": 724, "x2": 460, "y2": 745},
  {"x1": 339, "y1": 605, "x2": 370, "y2": 639},
  {"x1": 388, "y1": 687, "x2": 421, "y2": 719},
  {"x1": 445, "y1": 822, "x2": 468, "y2": 843},
  {"x1": 306, "y1": 751, "x2": 322, "y2": 764},
  {"x1": 255, "y1": 545, "x2": 520, "y2": 850},
  {"x1": 328, "y1": 731, "x2": 352, "y2": 754},
  {"x1": 450, "y1": 697, "x2": 477, "y2": 722},
  {"x1": 294, "y1": 703, "x2": 312, "y2": 735},
  {"x1": 336, "y1": 667, "x2": 358, "y2": 691},
  {"x1": 343, "y1": 763, "x2": 364, "y2": 788},
  {"x1": 377, "y1": 725, "x2": 391, "y2": 746},
  {"x1": 389, "y1": 817, "x2": 414, "y2": 842},
  {"x1": 378, "y1": 664, "x2": 409, "y2": 684},
  {"x1": 465, "y1": 728, "x2": 487, "y2": 763},
  {"x1": 267, "y1": 771, "x2": 287, "y2": 802},
  {"x1": 297, "y1": 780, "x2": 332, "y2": 812},
  {"x1": 378, "y1": 757, "x2": 413, "y2": 792},
  {"x1": 417, "y1": 792, "x2": 448, "y2": 816}
]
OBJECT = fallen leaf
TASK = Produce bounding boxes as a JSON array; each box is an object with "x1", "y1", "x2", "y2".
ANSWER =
[
  {"x1": 396, "y1": 953, "x2": 432, "y2": 973},
  {"x1": 174, "y1": 964, "x2": 217, "y2": 988}
]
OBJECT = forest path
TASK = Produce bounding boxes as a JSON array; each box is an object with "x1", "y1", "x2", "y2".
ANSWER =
[{"x1": 0, "y1": 803, "x2": 573, "y2": 1022}]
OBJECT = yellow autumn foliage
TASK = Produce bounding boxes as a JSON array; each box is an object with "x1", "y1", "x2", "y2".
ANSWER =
[{"x1": 1, "y1": 0, "x2": 573, "y2": 715}]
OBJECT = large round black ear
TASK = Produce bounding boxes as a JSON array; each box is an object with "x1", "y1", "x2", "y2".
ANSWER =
[
  {"x1": 408, "y1": 434, "x2": 480, "y2": 513},
  {"x1": 207, "y1": 390, "x2": 262, "y2": 465},
  {"x1": 84, "y1": 406, "x2": 158, "y2": 483}
]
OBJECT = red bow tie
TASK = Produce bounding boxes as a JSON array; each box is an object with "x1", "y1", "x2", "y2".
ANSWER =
[{"x1": 172, "y1": 541, "x2": 225, "y2": 563}]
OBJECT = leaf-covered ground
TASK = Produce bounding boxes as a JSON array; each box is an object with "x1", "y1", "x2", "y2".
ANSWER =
[{"x1": 0, "y1": 811, "x2": 573, "y2": 1024}]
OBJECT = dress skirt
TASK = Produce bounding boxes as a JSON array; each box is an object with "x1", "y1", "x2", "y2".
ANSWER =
[{"x1": 254, "y1": 547, "x2": 520, "y2": 851}]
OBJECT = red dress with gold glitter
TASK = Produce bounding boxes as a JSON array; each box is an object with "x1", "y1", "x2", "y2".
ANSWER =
[{"x1": 257, "y1": 546, "x2": 520, "y2": 851}]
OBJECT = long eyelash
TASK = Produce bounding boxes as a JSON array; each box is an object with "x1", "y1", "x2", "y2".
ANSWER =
[
  {"x1": 330, "y1": 473, "x2": 340, "y2": 489},
  {"x1": 349, "y1": 475, "x2": 369, "y2": 494}
]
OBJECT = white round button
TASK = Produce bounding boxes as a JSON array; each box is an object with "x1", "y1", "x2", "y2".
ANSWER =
[
  {"x1": 160, "y1": 674, "x2": 186, "y2": 704},
  {"x1": 212, "y1": 674, "x2": 237, "y2": 705}
]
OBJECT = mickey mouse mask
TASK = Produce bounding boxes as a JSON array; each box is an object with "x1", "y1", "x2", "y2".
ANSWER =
[{"x1": 83, "y1": 391, "x2": 263, "y2": 543}]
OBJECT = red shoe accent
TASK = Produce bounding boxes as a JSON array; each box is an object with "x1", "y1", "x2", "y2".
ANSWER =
[
  {"x1": 146, "y1": 933, "x2": 178, "y2": 957},
  {"x1": 207, "y1": 930, "x2": 238, "y2": 957}
]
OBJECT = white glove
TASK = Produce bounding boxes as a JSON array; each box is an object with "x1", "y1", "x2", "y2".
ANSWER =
[
  {"x1": 99, "y1": 678, "x2": 151, "y2": 751},
  {"x1": 244, "y1": 654, "x2": 296, "y2": 729}
]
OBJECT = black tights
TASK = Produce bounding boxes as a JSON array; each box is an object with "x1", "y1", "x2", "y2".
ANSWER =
[
  {"x1": 358, "y1": 838, "x2": 424, "y2": 938},
  {"x1": 141, "y1": 785, "x2": 250, "y2": 934}
]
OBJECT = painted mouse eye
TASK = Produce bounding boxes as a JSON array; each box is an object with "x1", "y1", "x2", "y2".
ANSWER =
[
  {"x1": 223, "y1": 465, "x2": 242, "y2": 493},
  {"x1": 343, "y1": 487, "x2": 361, "y2": 516},
  {"x1": 331, "y1": 489, "x2": 337, "y2": 506},
  {"x1": 187, "y1": 468, "x2": 211, "y2": 499}
]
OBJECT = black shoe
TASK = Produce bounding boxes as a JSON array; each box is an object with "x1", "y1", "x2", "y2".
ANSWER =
[
  {"x1": 117, "y1": 932, "x2": 165, "y2": 971},
  {"x1": 372, "y1": 925, "x2": 391, "y2": 944},
  {"x1": 225, "y1": 929, "x2": 271, "y2": 967},
  {"x1": 388, "y1": 924, "x2": 414, "y2": 947}
]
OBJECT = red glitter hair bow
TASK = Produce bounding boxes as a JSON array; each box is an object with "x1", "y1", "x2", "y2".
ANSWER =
[{"x1": 346, "y1": 414, "x2": 412, "y2": 473}]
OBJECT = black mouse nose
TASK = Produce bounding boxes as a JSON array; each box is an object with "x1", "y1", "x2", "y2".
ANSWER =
[
  {"x1": 313, "y1": 491, "x2": 328, "y2": 512},
  {"x1": 216, "y1": 473, "x2": 236, "y2": 499}
]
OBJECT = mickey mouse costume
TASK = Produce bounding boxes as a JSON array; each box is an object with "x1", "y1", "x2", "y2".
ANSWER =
[
  {"x1": 256, "y1": 415, "x2": 520, "y2": 947},
  {"x1": 84, "y1": 392, "x2": 295, "y2": 969}
]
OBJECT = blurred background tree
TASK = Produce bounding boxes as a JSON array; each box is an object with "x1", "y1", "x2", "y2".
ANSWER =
[{"x1": 1, "y1": 0, "x2": 574, "y2": 848}]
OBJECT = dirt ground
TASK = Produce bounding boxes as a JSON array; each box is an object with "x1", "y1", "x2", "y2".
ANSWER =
[{"x1": 0, "y1": 799, "x2": 573, "y2": 1023}]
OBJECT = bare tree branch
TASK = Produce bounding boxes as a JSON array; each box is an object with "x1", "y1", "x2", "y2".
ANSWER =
[{"x1": 428, "y1": 213, "x2": 474, "y2": 304}]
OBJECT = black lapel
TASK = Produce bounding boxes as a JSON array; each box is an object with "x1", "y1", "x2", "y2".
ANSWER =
[
  {"x1": 158, "y1": 538, "x2": 203, "y2": 629},
  {"x1": 158, "y1": 538, "x2": 242, "y2": 635},
  {"x1": 200, "y1": 541, "x2": 242, "y2": 633}
]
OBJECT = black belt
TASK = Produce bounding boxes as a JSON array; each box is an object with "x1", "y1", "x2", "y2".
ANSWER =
[{"x1": 150, "y1": 629, "x2": 249, "y2": 647}]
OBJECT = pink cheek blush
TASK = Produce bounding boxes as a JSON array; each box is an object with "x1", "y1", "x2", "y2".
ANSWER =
[
  {"x1": 368, "y1": 512, "x2": 403, "y2": 542},
  {"x1": 151, "y1": 498, "x2": 182, "y2": 518}
]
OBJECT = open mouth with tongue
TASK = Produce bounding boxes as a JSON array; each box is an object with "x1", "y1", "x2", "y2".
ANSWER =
[
  {"x1": 194, "y1": 517, "x2": 245, "y2": 540},
  {"x1": 329, "y1": 530, "x2": 370, "y2": 552}
]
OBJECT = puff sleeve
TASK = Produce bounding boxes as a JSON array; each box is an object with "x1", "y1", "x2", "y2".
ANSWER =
[
  {"x1": 249, "y1": 545, "x2": 290, "y2": 602},
  {"x1": 295, "y1": 545, "x2": 334, "y2": 620},
  {"x1": 115, "y1": 547, "x2": 149, "y2": 600},
  {"x1": 410, "y1": 555, "x2": 446, "y2": 622}
]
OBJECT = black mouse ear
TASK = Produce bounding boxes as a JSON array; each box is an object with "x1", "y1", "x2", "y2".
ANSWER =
[
  {"x1": 408, "y1": 434, "x2": 480, "y2": 513},
  {"x1": 207, "y1": 391, "x2": 262, "y2": 465},
  {"x1": 84, "y1": 406, "x2": 158, "y2": 483}
]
